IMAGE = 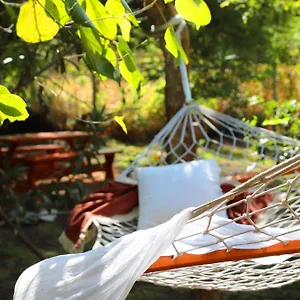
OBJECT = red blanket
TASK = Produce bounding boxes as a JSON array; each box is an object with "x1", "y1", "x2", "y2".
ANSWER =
[
  {"x1": 64, "y1": 181, "x2": 138, "y2": 248},
  {"x1": 61, "y1": 180, "x2": 274, "y2": 251}
]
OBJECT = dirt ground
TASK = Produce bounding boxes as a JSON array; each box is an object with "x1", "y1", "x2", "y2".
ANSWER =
[{"x1": 1, "y1": 168, "x2": 300, "y2": 299}]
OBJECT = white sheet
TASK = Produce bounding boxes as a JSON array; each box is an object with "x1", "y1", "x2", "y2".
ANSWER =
[
  {"x1": 13, "y1": 208, "x2": 191, "y2": 300},
  {"x1": 14, "y1": 208, "x2": 300, "y2": 300}
]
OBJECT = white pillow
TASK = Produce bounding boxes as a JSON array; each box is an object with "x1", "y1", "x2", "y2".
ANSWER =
[{"x1": 137, "y1": 160, "x2": 225, "y2": 230}]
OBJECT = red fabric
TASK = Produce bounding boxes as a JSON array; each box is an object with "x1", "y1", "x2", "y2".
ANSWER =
[
  {"x1": 64, "y1": 181, "x2": 274, "y2": 247},
  {"x1": 64, "y1": 181, "x2": 138, "y2": 246},
  {"x1": 221, "y1": 183, "x2": 274, "y2": 224}
]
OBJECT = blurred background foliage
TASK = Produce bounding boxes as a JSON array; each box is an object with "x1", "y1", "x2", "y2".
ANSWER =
[{"x1": 0, "y1": 0, "x2": 299, "y2": 140}]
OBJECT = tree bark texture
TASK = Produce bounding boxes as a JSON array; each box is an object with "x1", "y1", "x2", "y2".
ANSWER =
[
  {"x1": 143, "y1": 0, "x2": 200, "y2": 163},
  {"x1": 144, "y1": 0, "x2": 191, "y2": 121}
]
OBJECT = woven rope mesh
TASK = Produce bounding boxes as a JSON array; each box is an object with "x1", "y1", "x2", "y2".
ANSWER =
[
  {"x1": 141, "y1": 259, "x2": 300, "y2": 291},
  {"x1": 91, "y1": 104, "x2": 300, "y2": 291},
  {"x1": 141, "y1": 156, "x2": 300, "y2": 291},
  {"x1": 122, "y1": 104, "x2": 299, "y2": 180}
]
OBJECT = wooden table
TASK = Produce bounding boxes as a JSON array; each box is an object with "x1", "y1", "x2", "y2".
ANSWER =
[
  {"x1": 0, "y1": 131, "x2": 120, "y2": 188},
  {"x1": 0, "y1": 131, "x2": 92, "y2": 153}
]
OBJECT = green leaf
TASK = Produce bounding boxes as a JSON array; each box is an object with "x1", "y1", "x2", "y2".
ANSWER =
[
  {"x1": 164, "y1": 27, "x2": 188, "y2": 63},
  {"x1": 79, "y1": 26, "x2": 120, "y2": 81},
  {"x1": 0, "y1": 86, "x2": 29, "y2": 125},
  {"x1": 262, "y1": 117, "x2": 290, "y2": 126},
  {"x1": 45, "y1": 0, "x2": 70, "y2": 25},
  {"x1": 0, "y1": 86, "x2": 10, "y2": 94},
  {"x1": 79, "y1": 25, "x2": 103, "y2": 57},
  {"x1": 105, "y1": 0, "x2": 132, "y2": 41},
  {"x1": 16, "y1": 0, "x2": 60, "y2": 43},
  {"x1": 86, "y1": 55, "x2": 120, "y2": 82},
  {"x1": 119, "y1": 60, "x2": 143, "y2": 90},
  {"x1": 97, "y1": 47, "x2": 119, "y2": 80},
  {"x1": 65, "y1": 0, "x2": 96, "y2": 29},
  {"x1": 105, "y1": 47, "x2": 117, "y2": 67},
  {"x1": 117, "y1": 36, "x2": 137, "y2": 72},
  {"x1": 175, "y1": 0, "x2": 211, "y2": 29},
  {"x1": 85, "y1": 0, "x2": 117, "y2": 40},
  {"x1": 164, "y1": 0, "x2": 174, "y2": 3},
  {"x1": 114, "y1": 116, "x2": 127, "y2": 134},
  {"x1": 118, "y1": 0, "x2": 139, "y2": 27},
  {"x1": 165, "y1": 27, "x2": 178, "y2": 58},
  {"x1": 220, "y1": 0, "x2": 230, "y2": 8},
  {"x1": 119, "y1": 18, "x2": 131, "y2": 41},
  {"x1": 79, "y1": 25, "x2": 104, "y2": 50},
  {"x1": 105, "y1": 0, "x2": 124, "y2": 16}
]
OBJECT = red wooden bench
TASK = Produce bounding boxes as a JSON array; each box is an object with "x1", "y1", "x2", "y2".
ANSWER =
[
  {"x1": 18, "y1": 149, "x2": 121, "y2": 188},
  {"x1": 94, "y1": 149, "x2": 122, "y2": 180},
  {"x1": 0, "y1": 144, "x2": 65, "y2": 155},
  {"x1": 18, "y1": 151, "x2": 79, "y2": 187},
  {"x1": 0, "y1": 144, "x2": 66, "y2": 169}
]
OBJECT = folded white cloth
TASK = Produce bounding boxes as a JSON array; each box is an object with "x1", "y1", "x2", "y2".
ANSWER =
[
  {"x1": 14, "y1": 208, "x2": 192, "y2": 300},
  {"x1": 14, "y1": 208, "x2": 299, "y2": 300}
]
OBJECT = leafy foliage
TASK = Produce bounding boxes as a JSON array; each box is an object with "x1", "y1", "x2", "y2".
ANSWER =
[
  {"x1": 245, "y1": 98, "x2": 300, "y2": 138},
  {"x1": 113, "y1": 115, "x2": 127, "y2": 133},
  {"x1": 13, "y1": 0, "x2": 211, "y2": 88},
  {"x1": 175, "y1": 0, "x2": 211, "y2": 29},
  {"x1": 189, "y1": 0, "x2": 300, "y2": 106},
  {"x1": 16, "y1": 0, "x2": 69, "y2": 43},
  {"x1": 0, "y1": 85, "x2": 29, "y2": 125},
  {"x1": 164, "y1": 27, "x2": 188, "y2": 64},
  {"x1": 1, "y1": 0, "x2": 211, "y2": 123}
]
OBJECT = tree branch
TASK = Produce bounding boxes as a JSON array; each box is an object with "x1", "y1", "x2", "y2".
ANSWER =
[
  {"x1": 0, "y1": 206, "x2": 45, "y2": 260},
  {"x1": 0, "y1": 0, "x2": 25, "y2": 7}
]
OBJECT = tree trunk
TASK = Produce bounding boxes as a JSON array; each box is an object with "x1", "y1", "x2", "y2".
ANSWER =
[
  {"x1": 144, "y1": 0, "x2": 190, "y2": 120},
  {"x1": 272, "y1": 62, "x2": 277, "y2": 101},
  {"x1": 143, "y1": 1, "x2": 198, "y2": 162},
  {"x1": 91, "y1": 71, "x2": 98, "y2": 119}
]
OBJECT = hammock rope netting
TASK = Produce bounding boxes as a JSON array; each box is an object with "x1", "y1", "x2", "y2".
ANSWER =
[
  {"x1": 81, "y1": 102, "x2": 300, "y2": 291},
  {"x1": 73, "y1": 15, "x2": 300, "y2": 293}
]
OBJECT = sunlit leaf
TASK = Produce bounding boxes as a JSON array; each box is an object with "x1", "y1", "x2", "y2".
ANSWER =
[
  {"x1": 85, "y1": 0, "x2": 117, "y2": 40},
  {"x1": 88, "y1": 55, "x2": 120, "y2": 81},
  {"x1": 0, "y1": 86, "x2": 10, "y2": 94},
  {"x1": 106, "y1": 0, "x2": 124, "y2": 16},
  {"x1": 98, "y1": 47, "x2": 118, "y2": 80},
  {"x1": 164, "y1": 27, "x2": 178, "y2": 58},
  {"x1": 119, "y1": 0, "x2": 139, "y2": 26},
  {"x1": 45, "y1": 0, "x2": 70, "y2": 25},
  {"x1": 17, "y1": 0, "x2": 60, "y2": 43},
  {"x1": 164, "y1": 27, "x2": 188, "y2": 63},
  {"x1": 220, "y1": 0, "x2": 230, "y2": 8},
  {"x1": 119, "y1": 18, "x2": 131, "y2": 41},
  {"x1": 119, "y1": 60, "x2": 143, "y2": 89},
  {"x1": 175, "y1": 0, "x2": 211, "y2": 29},
  {"x1": 117, "y1": 36, "x2": 137, "y2": 72},
  {"x1": 65, "y1": 0, "x2": 95, "y2": 28},
  {"x1": 114, "y1": 116, "x2": 127, "y2": 134},
  {"x1": 262, "y1": 118, "x2": 290, "y2": 126},
  {"x1": 105, "y1": 47, "x2": 117, "y2": 67},
  {"x1": 79, "y1": 26, "x2": 120, "y2": 81},
  {"x1": 79, "y1": 26, "x2": 104, "y2": 57},
  {"x1": 0, "y1": 85, "x2": 29, "y2": 125},
  {"x1": 164, "y1": 0, "x2": 174, "y2": 3},
  {"x1": 106, "y1": 0, "x2": 132, "y2": 41}
]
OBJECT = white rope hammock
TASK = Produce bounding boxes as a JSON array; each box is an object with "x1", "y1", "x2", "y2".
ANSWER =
[{"x1": 83, "y1": 16, "x2": 300, "y2": 292}]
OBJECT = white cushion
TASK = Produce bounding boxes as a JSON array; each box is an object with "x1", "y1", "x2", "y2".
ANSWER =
[{"x1": 137, "y1": 160, "x2": 225, "y2": 230}]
